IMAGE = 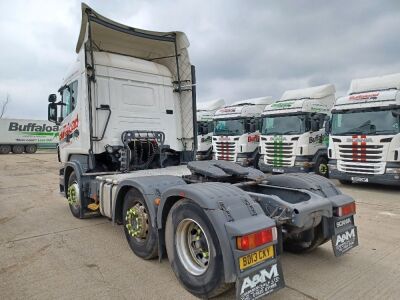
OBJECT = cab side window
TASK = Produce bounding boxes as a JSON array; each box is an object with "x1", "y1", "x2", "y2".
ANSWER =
[{"x1": 62, "y1": 80, "x2": 78, "y2": 117}]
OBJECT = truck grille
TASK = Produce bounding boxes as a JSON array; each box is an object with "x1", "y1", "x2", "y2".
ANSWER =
[
  {"x1": 263, "y1": 141, "x2": 294, "y2": 167},
  {"x1": 337, "y1": 136, "x2": 385, "y2": 174},
  {"x1": 215, "y1": 141, "x2": 236, "y2": 161}
]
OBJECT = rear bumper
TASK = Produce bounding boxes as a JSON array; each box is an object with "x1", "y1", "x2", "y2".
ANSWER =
[{"x1": 329, "y1": 168, "x2": 400, "y2": 186}]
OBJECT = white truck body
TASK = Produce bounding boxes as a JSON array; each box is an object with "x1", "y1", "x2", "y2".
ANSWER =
[
  {"x1": 212, "y1": 97, "x2": 274, "y2": 166},
  {"x1": 328, "y1": 73, "x2": 400, "y2": 185},
  {"x1": 0, "y1": 118, "x2": 59, "y2": 154},
  {"x1": 196, "y1": 98, "x2": 225, "y2": 159},
  {"x1": 259, "y1": 84, "x2": 335, "y2": 175}
]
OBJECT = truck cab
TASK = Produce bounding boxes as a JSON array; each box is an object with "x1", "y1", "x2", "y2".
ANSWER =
[
  {"x1": 259, "y1": 84, "x2": 335, "y2": 176},
  {"x1": 47, "y1": 6, "x2": 196, "y2": 173},
  {"x1": 196, "y1": 98, "x2": 225, "y2": 160},
  {"x1": 327, "y1": 73, "x2": 400, "y2": 185},
  {"x1": 212, "y1": 97, "x2": 274, "y2": 166}
]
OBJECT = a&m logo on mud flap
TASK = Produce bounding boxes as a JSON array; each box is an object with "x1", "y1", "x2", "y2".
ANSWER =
[
  {"x1": 332, "y1": 227, "x2": 359, "y2": 256},
  {"x1": 238, "y1": 263, "x2": 285, "y2": 300}
]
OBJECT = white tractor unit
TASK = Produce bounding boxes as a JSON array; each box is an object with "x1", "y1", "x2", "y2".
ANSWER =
[
  {"x1": 196, "y1": 98, "x2": 225, "y2": 160},
  {"x1": 212, "y1": 97, "x2": 274, "y2": 167},
  {"x1": 327, "y1": 73, "x2": 400, "y2": 186},
  {"x1": 47, "y1": 4, "x2": 358, "y2": 299},
  {"x1": 259, "y1": 84, "x2": 335, "y2": 176},
  {"x1": 0, "y1": 118, "x2": 59, "y2": 154}
]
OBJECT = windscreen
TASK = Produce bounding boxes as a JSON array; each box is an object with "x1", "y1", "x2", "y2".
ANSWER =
[
  {"x1": 214, "y1": 119, "x2": 245, "y2": 136},
  {"x1": 197, "y1": 121, "x2": 214, "y2": 135},
  {"x1": 331, "y1": 109, "x2": 400, "y2": 135},
  {"x1": 261, "y1": 114, "x2": 307, "y2": 135}
]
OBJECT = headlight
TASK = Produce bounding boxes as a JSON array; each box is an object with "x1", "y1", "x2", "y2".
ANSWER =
[{"x1": 386, "y1": 168, "x2": 400, "y2": 174}]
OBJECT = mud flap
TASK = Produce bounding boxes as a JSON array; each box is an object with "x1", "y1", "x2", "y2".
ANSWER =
[
  {"x1": 236, "y1": 260, "x2": 285, "y2": 300},
  {"x1": 331, "y1": 216, "x2": 359, "y2": 256}
]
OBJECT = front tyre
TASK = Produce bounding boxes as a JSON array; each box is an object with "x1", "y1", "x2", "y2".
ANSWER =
[
  {"x1": 165, "y1": 199, "x2": 232, "y2": 298},
  {"x1": 0, "y1": 145, "x2": 11, "y2": 154},
  {"x1": 122, "y1": 189, "x2": 158, "y2": 260},
  {"x1": 67, "y1": 171, "x2": 82, "y2": 219}
]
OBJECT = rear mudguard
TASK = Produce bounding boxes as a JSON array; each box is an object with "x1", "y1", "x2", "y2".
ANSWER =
[{"x1": 157, "y1": 182, "x2": 279, "y2": 284}]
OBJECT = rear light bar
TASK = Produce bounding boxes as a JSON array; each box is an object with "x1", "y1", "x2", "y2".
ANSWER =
[
  {"x1": 236, "y1": 227, "x2": 277, "y2": 251},
  {"x1": 335, "y1": 202, "x2": 356, "y2": 217}
]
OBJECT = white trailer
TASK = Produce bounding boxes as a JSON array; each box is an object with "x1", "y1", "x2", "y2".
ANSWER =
[
  {"x1": 0, "y1": 118, "x2": 59, "y2": 154},
  {"x1": 259, "y1": 84, "x2": 335, "y2": 176},
  {"x1": 196, "y1": 98, "x2": 225, "y2": 160},
  {"x1": 327, "y1": 73, "x2": 400, "y2": 186},
  {"x1": 212, "y1": 97, "x2": 274, "y2": 166}
]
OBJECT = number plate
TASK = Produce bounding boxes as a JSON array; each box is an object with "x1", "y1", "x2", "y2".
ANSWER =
[
  {"x1": 239, "y1": 246, "x2": 274, "y2": 271},
  {"x1": 351, "y1": 176, "x2": 368, "y2": 183},
  {"x1": 332, "y1": 226, "x2": 359, "y2": 257},
  {"x1": 272, "y1": 168, "x2": 284, "y2": 173}
]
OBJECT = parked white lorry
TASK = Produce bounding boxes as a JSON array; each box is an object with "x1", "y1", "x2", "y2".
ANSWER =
[
  {"x1": 326, "y1": 73, "x2": 400, "y2": 186},
  {"x1": 47, "y1": 4, "x2": 358, "y2": 299},
  {"x1": 0, "y1": 118, "x2": 59, "y2": 154},
  {"x1": 196, "y1": 98, "x2": 225, "y2": 160},
  {"x1": 259, "y1": 84, "x2": 335, "y2": 176},
  {"x1": 212, "y1": 97, "x2": 274, "y2": 167}
]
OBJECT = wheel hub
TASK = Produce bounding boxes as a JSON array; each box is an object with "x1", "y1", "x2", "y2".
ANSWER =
[
  {"x1": 319, "y1": 163, "x2": 328, "y2": 175},
  {"x1": 176, "y1": 218, "x2": 210, "y2": 276},
  {"x1": 125, "y1": 204, "x2": 149, "y2": 239},
  {"x1": 67, "y1": 183, "x2": 80, "y2": 207}
]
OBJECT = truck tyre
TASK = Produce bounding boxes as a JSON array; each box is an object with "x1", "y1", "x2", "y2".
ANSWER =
[
  {"x1": 67, "y1": 171, "x2": 83, "y2": 219},
  {"x1": 339, "y1": 179, "x2": 352, "y2": 185},
  {"x1": 165, "y1": 199, "x2": 232, "y2": 298},
  {"x1": 25, "y1": 145, "x2": 37, "y2": 154},
  {"x1": 315, "y1": 156, "x2": 329, "y2": 177},
  {"x1": 122, "y1": 189, "x2": 158, "y2": 260},
  {"x1": 12, "y1": 145, "x2": 24, "y2": 154},
  {"x1": 0, "y1": 145, "x2": 11, "y2": 154},
  {"x1": 284, "y1": 223, "x2": 328, "y2": 253}
]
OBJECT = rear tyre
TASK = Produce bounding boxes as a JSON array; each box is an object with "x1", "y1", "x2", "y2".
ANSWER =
[
  {"x1": 25, "y1": 145, "x2": 37, "y2": 154},
  {"x1": 12, "y1": 145, "x2": 24, "y2": 154},
  {"x1": 0, "y1": 145, "x2": 11, "y2": 154},
  {"x1": 122, "y1": 189, "x2": 158, "y2": 259},
  {"x1": 165, "y1": 199, "x2": 232, "y2": 298},
  {"x1": 315, "y1": 157, "x2": 329, "y2": 177},
  {"x1": 339, "y1": 179, "x2": 352, "y2": 185},
  {"x1": 67, "y1": 172, "x2": 82, "y2": 219}
]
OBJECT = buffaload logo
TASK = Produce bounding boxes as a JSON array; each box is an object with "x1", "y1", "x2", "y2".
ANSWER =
[{"x1": 9, "y1": 122, "x2": 59, "y2": 133}]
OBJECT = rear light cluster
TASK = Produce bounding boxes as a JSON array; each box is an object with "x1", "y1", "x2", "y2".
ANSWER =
[
  {"x1": 236, "y1": 227, "x2": 277, "y2": 251},
  {"x1": 335, "y1": 202, "x2": 356, "y2": 217}
]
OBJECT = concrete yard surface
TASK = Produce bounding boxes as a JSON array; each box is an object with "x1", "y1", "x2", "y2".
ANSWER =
[{"x1": 0, "y1": 153, "x2": 399, "y2": 299}]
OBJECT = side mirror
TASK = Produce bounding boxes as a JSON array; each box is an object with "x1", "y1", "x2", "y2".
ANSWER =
[
  {"x1": 48, "y1": 94, "x2": 57, "y2": 103},
  {"x1": 392, "y1": 110, "x2": 400, "y2": 117},
  {"x1": 325, "y1": 119, "x2": 331, "y2": 134},
  {"x1": 311, "y1": 119, "x2": 319, "y2": 132},
  {"x1": 48, "y1": 103, "x2": 58, "y2": 123}
]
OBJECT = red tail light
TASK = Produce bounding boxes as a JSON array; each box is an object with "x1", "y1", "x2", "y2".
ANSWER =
[
  {"x1": 335, "y1": 202, "x2": 356, "y2": 217},
  {"x1": 236, "y1": 227, "x2": 277, "y2": 251}
]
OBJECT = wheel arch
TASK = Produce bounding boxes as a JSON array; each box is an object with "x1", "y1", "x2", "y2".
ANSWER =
[{"x1": 157, "y1": 182, "x2": 273, "y2": 283}]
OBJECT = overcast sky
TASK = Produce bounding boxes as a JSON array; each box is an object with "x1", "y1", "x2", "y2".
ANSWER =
[{"x1": 0, "y1": 0, "x2": 399, "y2": 119}]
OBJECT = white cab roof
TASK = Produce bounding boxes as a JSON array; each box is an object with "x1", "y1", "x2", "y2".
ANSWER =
[
  {"x1": 349, "y1": 73, "x2": 400, "y2": 94},
  {"x1": 230, "y1": 96, "x2": 274, "y2": 106},
  {"x1": 197, "y1": 99, "x2": 225, "y2": 111},
  {"x1": 281, "y1": 84, "x2": 335, "y2": 101}
]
